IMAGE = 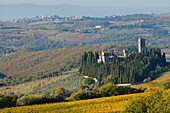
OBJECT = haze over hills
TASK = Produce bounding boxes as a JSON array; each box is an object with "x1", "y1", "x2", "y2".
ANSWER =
[{"x1": 0, "y1": 3, "x2": 170, "y2": 20}]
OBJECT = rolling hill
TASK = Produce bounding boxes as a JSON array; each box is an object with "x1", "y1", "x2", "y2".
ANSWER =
[
  {"x1": 0, "y1": 46, "x2": 108, "y2": 77},
  {"x1": 0, "y1": 73, "x2": 84, "y2": 96},
  {"x1": 0, "y1": 92, "x2": 150, "y2": 113},
  {"x1": 133, "y1": 71, "x2": 170, "y2": 89}
]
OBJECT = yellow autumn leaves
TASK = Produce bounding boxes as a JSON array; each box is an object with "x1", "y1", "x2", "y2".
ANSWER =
[{"x1": 0, "y1": 92, "x2": 149, "y2": 113}]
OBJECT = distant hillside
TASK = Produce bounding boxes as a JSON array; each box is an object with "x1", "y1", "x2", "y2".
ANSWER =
[
  {"x1": 0, "y1": 46, "x2": 106, "y2": 77},
  {"x1": 133, "y1": 71, "x2": 170, "y2": 89},
  {"x1": 0, "y1": 3, "x2": 170, "y2": 20},
  {"x1": 0, "y1": 13, "x2": 169, "y2": 57},
  {"x1": 0, "y1": 73, "x2": 84, "y2": 95},
  {"x1": 34, "y1": 73, "x2": 85, "y2": 95}
]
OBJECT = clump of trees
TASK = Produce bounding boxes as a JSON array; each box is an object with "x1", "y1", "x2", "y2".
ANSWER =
[
  {"x1": 79, "y1": 48, "x2": 168, "y2": 85},
  {"x1": 54, "y1": 87, "x2": 66, "y2": 97},
  {"x1": 68, "y1": 83, "x2": 145, "y2": 101},
  {"x1": 16, "y1": 94, "x2": 65, "y2": 106},
  {"x1": 0, "y1": 91, "x2": 66, "y2": 108},
  {"x1": 84, "y1": 77, "x2": 95, "y2": 85},
  {"x1": 0, "y1": 87, "x2": 68, "y2": 108},
  {"x1": 0, "y1": 94, "x2": 17, "y2": 109}
]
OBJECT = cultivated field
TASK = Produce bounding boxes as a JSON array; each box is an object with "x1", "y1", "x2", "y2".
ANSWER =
[{"x1": 0, "y1": 92, "x2": 150, "y2": 113}]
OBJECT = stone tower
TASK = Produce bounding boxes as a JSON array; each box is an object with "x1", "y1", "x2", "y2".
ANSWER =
[{"x1": 138, "y1": 38, "x2": 145, "y2": 53}]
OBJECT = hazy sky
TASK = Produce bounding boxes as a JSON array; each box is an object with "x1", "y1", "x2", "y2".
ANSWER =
[{"x1": 0, "y1": 0, "x2": 170, "y2": 7}]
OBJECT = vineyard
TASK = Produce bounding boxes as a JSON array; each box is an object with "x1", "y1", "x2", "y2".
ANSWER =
[{"x1": 0, "y1": 92, "x2": 150, "y2": 113}]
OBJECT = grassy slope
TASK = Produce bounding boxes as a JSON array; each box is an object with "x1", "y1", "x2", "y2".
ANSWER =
[
  {"x1": 0, "y1": 74, "x2": 73, "y2": 95},
  {"x1": 0, "y1": 92, "x2": 150, "y2": 113},
  {"x1": 0, "y1": 46, "x2": 104, "y2": 77},
  {"x1": 34, "y1": 74, "x2": 85, "y2": 95},
  {"x1": 132, "y1": 71, "x2": 170, "y2": 89}
]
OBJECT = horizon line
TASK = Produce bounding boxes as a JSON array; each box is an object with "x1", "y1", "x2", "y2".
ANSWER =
[{"x1": 0, "y1": 3, "x2": 170, "y2": 8}]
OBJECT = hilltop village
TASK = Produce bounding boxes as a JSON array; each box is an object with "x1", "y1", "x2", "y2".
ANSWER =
[{"x1": 98, "y1": 38, "x2": 146, "y2": 63}]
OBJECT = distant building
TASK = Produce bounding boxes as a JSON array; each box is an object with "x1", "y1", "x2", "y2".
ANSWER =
[
  {"x1": 95, "y1": 26, "x2": 102, "y2": 29},
  {"x1": 116, "y1": 83, "x2": 131, "y2": 86},
  {"x1": 138, "y1": 38, "x2": 145, "y2": 53},
  {"x1": 75, "y1": 16, "x2": 83, "y2": 20},
  {"x1": 123, "y1": 49, "x2": 128, "y2": 57},
  {"x1": 98, "y1": 51, "x2": 110, "y2": 63},
  {"x1": 98, "y1": 50, "x2": 128, "y2": 63}
]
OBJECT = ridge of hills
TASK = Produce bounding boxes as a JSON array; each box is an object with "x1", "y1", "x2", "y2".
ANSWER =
[
  {"x1": 0, "y1": 46, "x2": 107, "y2": 77},
  {"x1": 0, "y1": 3, "x2": 170, "y2": 20},
  {"x1": 1, "y1": 3, "x2": 170, "y2": 20}
]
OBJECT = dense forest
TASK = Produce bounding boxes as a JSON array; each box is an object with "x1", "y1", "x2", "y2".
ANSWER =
[{"x1": 79, "y1": 48, "x2": 168, "y2": 84}]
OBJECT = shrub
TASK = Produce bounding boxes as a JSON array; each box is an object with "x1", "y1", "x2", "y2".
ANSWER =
[
  {"x1": 0, "y1": 94, "x2": 17, "y2": 109},
  {"x1": 104, "y1": 75, "x2": 116, "y2": 84},
  {"x1": 17, "y1": 94, "x2": 65, "y2": 106},
  {"x1": 84, "y1": 77, "x2": 95, "y2": 85},
  {"x1": 34, "y1": 83, "x2": 41, "y2": 90},
  {"x1": 68, "y1": 83, "x2": 144, "y2": 101},
  {"x1": 100, "y1": 83, "x2": 117, "y2": 97},
  {"x1": 54, "y1": 87, "x2": 66, "y2": 97}
]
